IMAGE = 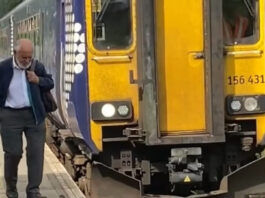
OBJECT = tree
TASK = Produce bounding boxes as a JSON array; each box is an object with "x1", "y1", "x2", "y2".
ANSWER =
[{"x1": 0, "y1": 0, "x2": 23, "y2": 18}]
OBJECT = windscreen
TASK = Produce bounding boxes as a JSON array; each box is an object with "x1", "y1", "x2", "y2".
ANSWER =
[
  {"x1": 92, "y1": 0, "x2": 132, "y2": 50},
  {"x1": 223, "y1": 0, "x2": 259, "y2": 45}
]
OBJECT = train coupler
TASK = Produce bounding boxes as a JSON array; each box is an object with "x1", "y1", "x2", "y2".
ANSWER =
[{"x1": 167, "y1": 147, "x2": 203, "y2": 185}]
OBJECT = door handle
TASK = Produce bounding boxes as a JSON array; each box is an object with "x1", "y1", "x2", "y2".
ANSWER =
[{"x1": 192, "y1": 52, "x2": 205, "y2": 59}]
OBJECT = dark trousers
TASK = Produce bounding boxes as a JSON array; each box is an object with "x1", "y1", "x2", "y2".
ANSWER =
[{"x1": 0, "y1": 108, "x2": 45, "y2": 197}]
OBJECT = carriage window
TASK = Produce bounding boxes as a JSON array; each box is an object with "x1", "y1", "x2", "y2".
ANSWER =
[
  {"x1": 223, "y1": 0, "x2": 259, "y2": 45},
  {"x1": 92, "y1": 0, "x2": 132, "y2": 50}
]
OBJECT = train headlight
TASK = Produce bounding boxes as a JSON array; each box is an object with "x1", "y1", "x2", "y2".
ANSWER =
[
  {"x1": 226, "y1": 95, "x2": 265, "y2": 115},
  {"x1": 91, "y1": 101, "x2": 133, "y2": 121},
  {"x1": 117, "y1": 105, "x2": 130, "y2": 117},
  {"x1": 101, "y1": 104, "x2": 116, "y2": 118},
  {"x1": 230, "y1": 100, "x2": 242, "y2": 112},
  {"x1": 244, "y1": 97, "x2": 258, "y2": 112}
]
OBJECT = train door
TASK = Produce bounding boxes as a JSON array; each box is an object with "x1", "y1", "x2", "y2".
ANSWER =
[
  {"x1": 138, "y1": 0, "x2": 225, "y2": 144},
  {"x1": 156, "y1": 0, "x2": 207, "y2": 135}
]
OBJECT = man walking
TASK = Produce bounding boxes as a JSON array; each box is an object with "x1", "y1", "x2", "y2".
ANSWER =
[{"x1": 0, "y1": 39, "x2": 54, "y2": 198}]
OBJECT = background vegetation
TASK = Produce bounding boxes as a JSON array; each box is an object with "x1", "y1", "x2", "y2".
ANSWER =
[{"x1": 0, "y1": 0, "x2": 23, "y2": 18}]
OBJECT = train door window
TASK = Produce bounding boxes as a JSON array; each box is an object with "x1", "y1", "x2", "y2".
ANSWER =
[
  {"x1": 91, "y1": 0, "x2": 132, "y2": 50},
  {"x1": 223, "y1": 0, "x2": 259, "y2": 45}
]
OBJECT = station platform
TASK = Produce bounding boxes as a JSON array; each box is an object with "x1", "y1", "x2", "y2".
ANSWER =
[{"x1": 0, "y1": 136, "x2": 86, "y2": 198}]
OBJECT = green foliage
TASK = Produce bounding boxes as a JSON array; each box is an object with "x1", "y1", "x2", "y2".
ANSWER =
[{"x1": 0, "y1": 0, "x2": 23, "y2": 18}]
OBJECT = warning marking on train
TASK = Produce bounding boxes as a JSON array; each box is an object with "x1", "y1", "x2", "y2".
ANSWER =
[{"x1": 184, "y1": 176, "x2": 191, "y2": 182}]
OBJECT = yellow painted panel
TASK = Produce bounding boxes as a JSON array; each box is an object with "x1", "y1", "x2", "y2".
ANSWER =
[
  {"x1": 155, "y1": 0, "x2": 206, "y2": 133},
  {"x1": 256, "y1": 117, "x2": 265, "y2": 144},
  {"x1": 88, "y1": 53, "x2": 139, "y2": 151},
  {"x1": 88, "y1": 58, "x2": 138, "y2": 102},
  {"x1": 85, "y1": 0, "x2": 139, "y2": 151},
  {"x1": 225, "y1": 55, "x2": 265, "y2": 95}
]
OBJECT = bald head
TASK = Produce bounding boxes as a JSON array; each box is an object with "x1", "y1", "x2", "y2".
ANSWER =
[
  {"x1": 14, "y1": 39, "x2": 33, "y2": 53},
  {"x1": 14, "y1": 39, "x2": 33, "y2": 68}
]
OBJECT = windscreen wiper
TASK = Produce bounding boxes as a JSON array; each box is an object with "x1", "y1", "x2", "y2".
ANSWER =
[
  {"x1": 96, "y1": 0, "x2": 111, "y2": 22},
  {"x1": 244, "y1": 0, "x2": 255, "y2": 17}
]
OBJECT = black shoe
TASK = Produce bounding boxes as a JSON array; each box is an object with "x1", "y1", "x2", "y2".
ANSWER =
[
  {"x1": 6, "y1": 182, "x2": 18, "y2": 198},
  {"x1": 27, "y1": 192, "x2": 47, "y2": 198},
  {"x1": 6, "y1": 190, "x2": 18, "y2": 198}
]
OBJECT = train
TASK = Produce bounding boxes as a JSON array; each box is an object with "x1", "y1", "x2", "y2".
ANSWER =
[{"x1": 1, "y1": 0, "x2": 265, "y2": 197}]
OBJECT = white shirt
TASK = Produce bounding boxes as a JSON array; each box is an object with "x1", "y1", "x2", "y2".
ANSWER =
[{"x1": 4, "y1": 57, "x2": 31, "y2": 108}]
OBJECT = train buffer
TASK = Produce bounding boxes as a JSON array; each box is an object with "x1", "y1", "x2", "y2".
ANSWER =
[{"x1": 0, "y1": 136, "x2": 85, "y2": 198}]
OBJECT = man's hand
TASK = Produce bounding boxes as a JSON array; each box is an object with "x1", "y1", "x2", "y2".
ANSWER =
[{"x1": 27, "y1": 71, "x2": 39, "y2": 84}]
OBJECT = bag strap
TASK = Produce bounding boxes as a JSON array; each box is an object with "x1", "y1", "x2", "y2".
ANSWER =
[{"x1": 30, "y1": 59, "x2": 36, "y2": 71}]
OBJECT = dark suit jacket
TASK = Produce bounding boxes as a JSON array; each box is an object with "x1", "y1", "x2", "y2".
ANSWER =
[{"x1": 0, "y1": 57, "x2": 54, "y2": 125}]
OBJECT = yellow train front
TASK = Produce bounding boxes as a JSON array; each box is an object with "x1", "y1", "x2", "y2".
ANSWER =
[{"x1": 83, "y1": 0, "x2": 265, "y2": 197}]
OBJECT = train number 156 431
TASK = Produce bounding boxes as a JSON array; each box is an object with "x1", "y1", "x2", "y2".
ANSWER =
[{"x1": 228, "y1": 75, "x2": 265, "y2": 85}]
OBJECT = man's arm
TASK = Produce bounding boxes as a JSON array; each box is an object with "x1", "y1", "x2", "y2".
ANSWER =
[{"x1": 28, "y1": 62, "x2": 54, "y2": 91}]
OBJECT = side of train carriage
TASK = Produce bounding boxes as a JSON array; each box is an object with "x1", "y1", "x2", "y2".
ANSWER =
[{"x1": 1, "y1": 0, "x2": 265, "y2": 197}]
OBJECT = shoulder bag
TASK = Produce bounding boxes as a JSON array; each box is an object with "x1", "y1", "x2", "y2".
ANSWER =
[{"x1": 30, "y1": 60, "x2": 57, "y2": 113}]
